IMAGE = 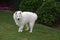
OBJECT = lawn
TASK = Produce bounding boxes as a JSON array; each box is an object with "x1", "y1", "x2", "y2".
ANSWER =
[{"x1": 0, "y1": 10, "x2": 60, "y2": 40}]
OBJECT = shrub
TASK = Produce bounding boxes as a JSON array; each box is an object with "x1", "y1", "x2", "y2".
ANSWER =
[
  {"x1": 19, "y1": 0, "x2": 42, "y2": 12},
  {"x1": 36, "y1": 0, "x2": 56, "y2": 25},
  {"x1": 19, "y1": 0, "x2": 59, "y2": 26}
]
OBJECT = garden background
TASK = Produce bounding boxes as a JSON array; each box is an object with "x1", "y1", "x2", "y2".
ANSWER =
[{"x1": 0, "y1": 0, "x2": 60, "y2": 40}]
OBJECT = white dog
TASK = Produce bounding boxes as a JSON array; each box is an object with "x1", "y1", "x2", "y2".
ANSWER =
[{"x1": 13, "y1": 11, "x2": 37, "y2": 33}]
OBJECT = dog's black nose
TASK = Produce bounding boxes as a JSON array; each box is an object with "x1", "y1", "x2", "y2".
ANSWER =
[{"x1": 18, "y1": 18, "x2": 19, "y2": 20}]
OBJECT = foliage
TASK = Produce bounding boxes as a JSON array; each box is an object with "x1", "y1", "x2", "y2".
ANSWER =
[
  {"x1": 55, "y1": 0, "x2": 60, "y2": 2},
  {"x1": 19, "y1": 0, "x2": 42, "y2": 12},
  {"x1": 19, "y1": 0, "x2": 59, "y2": 26},
  {"x1": 36, "y1": 0, "x2": 56, "y2": 25}
]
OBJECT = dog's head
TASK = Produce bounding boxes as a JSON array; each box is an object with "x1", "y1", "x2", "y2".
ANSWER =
[{"x1": 15, "y1": 11, "x2": 22, "y2": 20}]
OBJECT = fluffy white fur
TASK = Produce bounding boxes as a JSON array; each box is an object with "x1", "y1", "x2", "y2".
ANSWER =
[{"x1": 13, "y1": 11, "x2": 37, "y2": 33}]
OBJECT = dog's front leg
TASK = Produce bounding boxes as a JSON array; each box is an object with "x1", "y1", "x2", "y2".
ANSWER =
[{"x1": 18, "y1": 25, "x2": 24, "y2": 32}]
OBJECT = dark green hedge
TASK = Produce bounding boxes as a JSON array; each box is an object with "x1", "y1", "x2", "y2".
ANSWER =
[
  {"x1": 19, "y1": 0, "x2": 42, "y2": 12},
  {"x1": 55, "y1": 0, "x2": 60, "y2": 2},
  {"x1": 36, "y1": 0, "x2": 57, "y2": 25},
  {"x1": 19, "y1": 0, "x2": 59, "y2": 26}
]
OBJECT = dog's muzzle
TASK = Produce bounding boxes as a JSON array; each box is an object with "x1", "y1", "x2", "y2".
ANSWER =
[{"x1": 18, "y1": 18, "x2": 20, "y2": 20}]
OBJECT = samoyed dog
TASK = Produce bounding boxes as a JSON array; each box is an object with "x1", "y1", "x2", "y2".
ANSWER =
[{"x1": 13, "y1": 11, "x2": 37, "y2": 33}]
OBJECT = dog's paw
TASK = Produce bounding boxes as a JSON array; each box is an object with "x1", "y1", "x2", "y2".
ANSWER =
[
  {"x1": 18, "y1": 30, "x2": 23, "y2": 32},
  {"x1": 29, "y1": 31, "x2": 32, "y2": 33}
]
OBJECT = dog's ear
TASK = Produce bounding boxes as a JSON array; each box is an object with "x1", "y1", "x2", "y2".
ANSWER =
[
  {"x1": 19, "y1": 11, "x2": 22, "y2": 14},
  {"x1": 14, "y1": 11, "x2": 17, "y2": 15},
  {"x1": 15, "y1": 12, "x2": 17, "y2": 14},
  {"x1": 15, "y1": 12, "x2": 17, "y2": 15},
  {"x1": 14, "y1": 11, "x2": 22, "y2": 15}
]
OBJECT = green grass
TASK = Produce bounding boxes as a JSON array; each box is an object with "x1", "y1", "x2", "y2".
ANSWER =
[{"x1": 0, "y1": 10, "x2": 60, "y2": 40}]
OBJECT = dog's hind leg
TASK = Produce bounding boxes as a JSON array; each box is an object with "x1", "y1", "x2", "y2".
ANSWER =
[
  {"x1": 25, "y1": 23, "x2": 29, "y2": 31},
  {"x1": 29, "y1": 21, "x2": 35, "y2": 33}
]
